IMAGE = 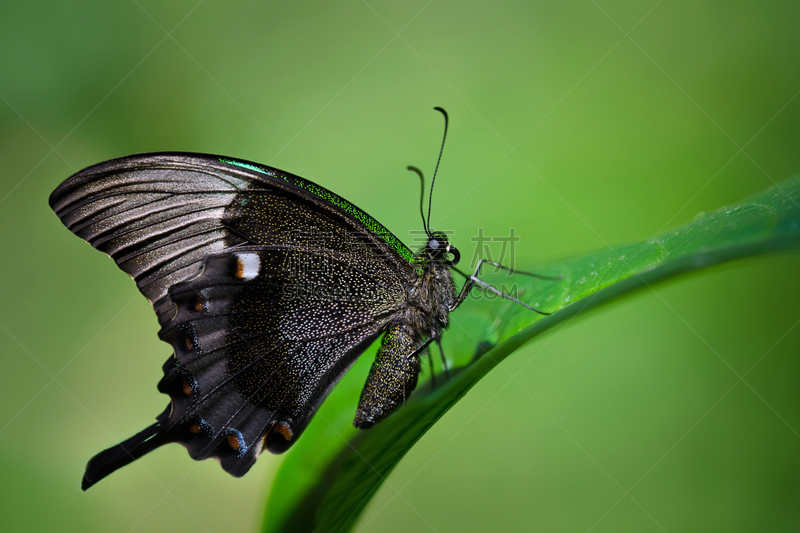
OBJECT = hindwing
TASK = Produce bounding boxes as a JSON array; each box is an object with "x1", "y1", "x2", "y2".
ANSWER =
[{"x1": 156, "y1": 246, "x2": 403, "y2": 475}]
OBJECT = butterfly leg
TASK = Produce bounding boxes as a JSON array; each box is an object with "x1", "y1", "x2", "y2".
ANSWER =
[
  {"x1": 428, "y1": 348, "x2": 437, "y2": 390},
  {"x1": 476, "y1": 260, "x2": 564, "y2": 281},
  {"x1": 426, "y1": 337, "x2": 451, "y2": 391},
  {"x1": 436, "y1": 338, "x2": 450, "y2": 378},
  {"x1": 449, "y1": 260, "x2": 558, "y2": 315}
]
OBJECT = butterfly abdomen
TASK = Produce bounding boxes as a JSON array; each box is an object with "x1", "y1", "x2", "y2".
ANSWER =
[{"x1": 354, "y1": 324, "x2": 423, "y2": 429}]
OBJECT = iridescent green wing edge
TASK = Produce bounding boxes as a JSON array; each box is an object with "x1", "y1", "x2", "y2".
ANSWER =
[{"x1": 218, "y1": 156, "x2": 416, "y2": 266}]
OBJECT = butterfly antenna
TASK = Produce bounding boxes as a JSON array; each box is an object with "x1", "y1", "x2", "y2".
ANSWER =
[
  {"x1": 407, "y1": 166, "x2": 428, "y2": 234},
  {"x1": 427, "y1": 107, "x2": 449, "y2": 231}
]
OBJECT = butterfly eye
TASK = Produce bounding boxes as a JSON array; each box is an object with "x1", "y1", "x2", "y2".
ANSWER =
[
  {"x1": 444, "y1": 245, "x2": 460, "y2": 266},
  {"x1": 428, "y1": 238, "x2": 440, "y2": 250}
]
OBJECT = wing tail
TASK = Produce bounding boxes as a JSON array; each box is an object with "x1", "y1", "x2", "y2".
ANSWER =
[{"x1": 82, "y1": 406, "x2": 171, "y2": 490}]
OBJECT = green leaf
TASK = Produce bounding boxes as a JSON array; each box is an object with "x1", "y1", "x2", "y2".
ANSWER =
[{"x1": 262, "y1": 177, "x2": 800, "y2": 533}]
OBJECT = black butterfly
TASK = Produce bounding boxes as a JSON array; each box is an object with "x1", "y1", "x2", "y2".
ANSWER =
[{"x1": 50, "y1": 109, "x2": 558, "y2": 490}]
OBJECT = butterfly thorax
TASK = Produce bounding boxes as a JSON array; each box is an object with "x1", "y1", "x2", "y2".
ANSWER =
[{"x1": 404, "y1": 257, "x2": 455, "y2": 335}]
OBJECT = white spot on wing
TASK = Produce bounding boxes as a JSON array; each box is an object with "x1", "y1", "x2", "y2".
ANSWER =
[{"x1": 235, "y1": 253, "x2": 260, "y2": 280}]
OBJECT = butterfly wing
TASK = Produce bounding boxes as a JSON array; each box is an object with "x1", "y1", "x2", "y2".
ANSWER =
[
  {"x1": 50, "y1": 153, "x2": 415, "y2": 321},
  {"x1": 49, "y1": 153, "x2": 415, "y2": 486}
]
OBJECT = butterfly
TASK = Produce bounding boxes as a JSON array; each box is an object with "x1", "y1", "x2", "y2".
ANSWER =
[{"x1": 50, "y1": 108, "x2": 559, "y2": 490}]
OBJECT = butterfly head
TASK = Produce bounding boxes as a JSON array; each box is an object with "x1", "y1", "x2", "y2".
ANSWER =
[{"x1": 424, "y1": 231, "x2": 460, "y2": 267}]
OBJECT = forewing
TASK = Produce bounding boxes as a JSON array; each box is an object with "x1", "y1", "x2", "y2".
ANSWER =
[{"x1": 49, "y1": 152, "x2": 414, "y2": 322}]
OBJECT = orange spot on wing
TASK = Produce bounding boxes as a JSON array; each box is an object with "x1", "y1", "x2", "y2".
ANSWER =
[
  {"x1": 275, "y1": 422, "x2": 293, "y2": 441},
  {"x1": 268, "y1": 421, "x2": 293, "y2": 441},
  {"x1": 235, "y1": 256, "x2": 245, "y2": 279}
]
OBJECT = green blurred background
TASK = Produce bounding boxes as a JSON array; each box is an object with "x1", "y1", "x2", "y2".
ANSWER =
[{"x1": 2, "y1": 0, "x2": 799, "y2": 531}]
